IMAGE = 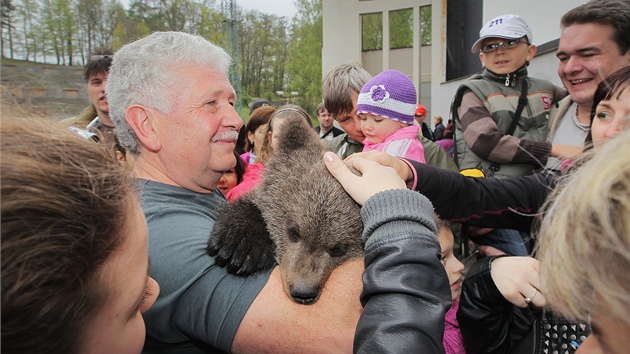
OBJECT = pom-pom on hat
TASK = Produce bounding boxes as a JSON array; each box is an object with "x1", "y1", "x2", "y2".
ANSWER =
[
  {"x1": 471, "y1": 14, "x2": 533, "y2": 53},
  {"x1": 356, "y1": 69, "x2": 417, "y2": 124}
]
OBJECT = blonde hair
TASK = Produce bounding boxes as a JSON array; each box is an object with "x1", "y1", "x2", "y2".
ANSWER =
[{"x1": 536, "y1": 130, "x2": 630, "y2": 325}]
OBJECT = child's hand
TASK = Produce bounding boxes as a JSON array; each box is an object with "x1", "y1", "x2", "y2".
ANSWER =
[
  {"x1": 345, "y1": 151, "x2": 414, "y2": 185},
  {"x1": 324, "y1": 152, "x2": 406, "y2": 205}
]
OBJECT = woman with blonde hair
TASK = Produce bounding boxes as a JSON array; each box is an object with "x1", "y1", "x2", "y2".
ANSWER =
[{"x1": 536, "y1": 98, "x2": 630, "y2": 353}]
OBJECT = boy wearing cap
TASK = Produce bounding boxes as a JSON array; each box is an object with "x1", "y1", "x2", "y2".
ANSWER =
[
  {"x1": 452, "y1": 14, "x2": 569, "y2": 258},
  {"x1": 453, "y1": 14, "x2": 569, "y2": 180},
  {"x1": 357, "y1": 69, "x2": 426, "y2": 163}
]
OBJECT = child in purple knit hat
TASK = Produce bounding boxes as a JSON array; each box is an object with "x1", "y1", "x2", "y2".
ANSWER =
[{"x1": 356, "y1": 69, "x2": 426, "y2": 163}]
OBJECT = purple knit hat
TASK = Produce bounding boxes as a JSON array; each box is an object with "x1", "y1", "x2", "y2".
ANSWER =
[{"x1": 356, "y1": 69, "x2": 417, "y2": 124}]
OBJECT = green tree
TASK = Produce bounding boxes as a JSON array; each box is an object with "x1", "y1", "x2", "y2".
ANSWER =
[
  {"x1": 1, "y1": 0, "x2": 15, "y2": 58},
  {"x1": 126, "y1": 0, "x2": 166, "y2": 32},
  {"x1": 361, "y1": 12, "x2": 382, "y2": 51},
  {"x1": 40, "y1": 0, "x2": 76, "y2": 64},
  {"x1": 76, "y1": 0, "x2": 100, "y2": 58},
  {"x1": 390, "y1": 8, "x2": 412, "y2": 49},
  {"x1": 420, "y1": 5, "x2": 431, "y2": 46},
  {"x1": 14, "y1": 0, "x2": 40, "y2": 61},
  {"x1": 196, "y1": 5, "x2": 223, "y2": 44},
  {"x1": 239, "y1": 10, "x2": 289, "y2": 98},
  {"x1": 285, "y1": 0, "x2": 322, "y2": 113},
  {"x1": 111, "y1": 9, "x2": 149, "y2": 49},
  {"x1": 75, "y1": 0, "x2": 123, "y2": 63}
]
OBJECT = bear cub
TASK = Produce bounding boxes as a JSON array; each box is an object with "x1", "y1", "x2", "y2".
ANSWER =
[{"x1": 208, "y1": 111, "x2": 364, "y2": 305}]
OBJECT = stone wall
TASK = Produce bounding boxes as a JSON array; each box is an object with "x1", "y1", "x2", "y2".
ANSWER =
[{"x1": 1, "y1": 62, "x2": 88, "y2": 119}]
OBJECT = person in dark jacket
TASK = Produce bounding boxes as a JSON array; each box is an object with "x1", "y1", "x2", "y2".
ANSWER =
[
  {"x1": 433, "y1": 115, "x2": 446, "y2": 141},
  {"x1": 324, "y1": 151, "x2": 451, "y2": 354}
]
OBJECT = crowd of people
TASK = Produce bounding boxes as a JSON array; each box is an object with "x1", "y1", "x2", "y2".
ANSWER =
[{"x1": 2, "y1": 0, "x2": 629, "y2": 353}]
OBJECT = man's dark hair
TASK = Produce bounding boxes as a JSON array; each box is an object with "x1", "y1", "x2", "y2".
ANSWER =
[
  {"x1": 84, "y1": 48, "x2": 114, "y2": 81},
  {"x1": 561, "y1": 0, "x2": 630, "y2": 55}
]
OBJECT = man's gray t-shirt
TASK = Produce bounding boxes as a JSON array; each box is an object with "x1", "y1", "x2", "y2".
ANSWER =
[
  {"x1": 546, "y1": 102, "x2": 589, "y2": 171},
  {"x1": 138, "y1": 179, "x2": 270, "y2": 353}
]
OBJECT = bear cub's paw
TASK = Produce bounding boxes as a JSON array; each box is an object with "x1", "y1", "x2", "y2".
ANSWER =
[{"x1": 207, "y1": 198, "x2": 277, "y2": 275}]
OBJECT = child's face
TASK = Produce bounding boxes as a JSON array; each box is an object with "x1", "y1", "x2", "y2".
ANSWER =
[
  {"x1": 247, "y1": 123, "x2": 268, "y2": 154},
  {"x1": 218, "y1": 168, "x2": 238, "y2": 195},
  {"x1": 479, "y1": 37, "x2": 535, "y2": 75},
  {"x1": 438, "y1": 226, "x2": 465, "y2": 301},
  {"x1": 359, "y1": 113, "x2": 408, "y2": 144}
]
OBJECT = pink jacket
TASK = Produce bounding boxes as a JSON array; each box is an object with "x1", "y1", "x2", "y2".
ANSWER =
[
  {"x1": 362, "y1": 125, "x2": 426, "y2": 163},
  {"x1": 225, "y1": 163, "x2": 265, "y2": 202},
  {"x1": 240, "y1": 151, "x2": 257, "y2": 165},
  {"x1": 444, "y1": 298, "x2": 466, "y2": 354}
]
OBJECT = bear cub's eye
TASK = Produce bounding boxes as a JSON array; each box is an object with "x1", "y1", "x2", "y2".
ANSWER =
[
  {"x1": 329, "y1": 243, "x2": 348, "y2": 258},
  {"x1": 287, "y1": 224, "x2": 300, "y2": 242}
]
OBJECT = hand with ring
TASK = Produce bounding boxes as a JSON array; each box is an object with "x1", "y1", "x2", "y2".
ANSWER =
[
  {"x1": 524, "y1": 289, "x2": 538, "y2": 304},
  {"x1": 490, "y1": 256, "x2": 546, "y2": 308}
]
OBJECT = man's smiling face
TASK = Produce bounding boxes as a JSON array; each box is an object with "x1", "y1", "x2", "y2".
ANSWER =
[{"x1": 557, "y1": 23, "x2": 630, "y2": 107}]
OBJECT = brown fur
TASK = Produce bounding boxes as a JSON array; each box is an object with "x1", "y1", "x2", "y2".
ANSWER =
[{"x1": 208, "y1": 114, "x2": 363, "y2": 304}]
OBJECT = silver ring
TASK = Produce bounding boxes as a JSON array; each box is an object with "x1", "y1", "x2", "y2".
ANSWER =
[{"x1": 525, "y1": 289, "x2": 538, "y2": 304}]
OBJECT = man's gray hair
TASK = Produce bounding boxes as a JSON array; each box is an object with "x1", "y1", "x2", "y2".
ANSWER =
[
  {"x1": 106, "y1": 31, "x2": 232, "y2": 154},
  {"x1": 321, "y1": 61, "x2": 372, "y2": 118}
]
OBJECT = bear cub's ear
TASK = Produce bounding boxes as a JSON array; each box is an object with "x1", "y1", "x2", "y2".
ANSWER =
[{"x1": 207, "y1": 197, "x2": 277, "y2": 275}]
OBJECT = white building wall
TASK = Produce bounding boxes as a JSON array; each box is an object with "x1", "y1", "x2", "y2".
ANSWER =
[
  {"x1": 323, "y1": 0, "x2": 586, "y2": 126},
  {"x1": 322, "y1": 0, "x2": 432, "y2": 106}
]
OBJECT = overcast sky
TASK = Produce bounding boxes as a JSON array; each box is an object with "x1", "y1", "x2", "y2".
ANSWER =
[{"x1": 237, "y1": 0, "x2": 298, "y2": 18}]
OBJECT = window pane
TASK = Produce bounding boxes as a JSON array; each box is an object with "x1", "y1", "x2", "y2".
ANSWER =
[
  {"x1": 420, "y1": 5, "x2": 432, "y2": 46},
  {"x1": 362, "y1": 12, "x2": 383, "y2": 51},
  {"x1": 390, "y1": 8, "x2": 413, "y2": 49}
]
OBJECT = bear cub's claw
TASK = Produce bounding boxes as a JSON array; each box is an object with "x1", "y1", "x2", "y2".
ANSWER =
[{"x1": 208, "y1": 198, "x2": 277, "y2": 275}]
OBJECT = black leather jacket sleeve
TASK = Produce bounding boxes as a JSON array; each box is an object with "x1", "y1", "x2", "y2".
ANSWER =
[
  {"x1": 354, "y1": 189, "x2": 451, "y2": 354},
  {"x1": 405, "y1": 159, "x2": 557, "y2": 233},
  {"x1": 457, "y1": 256, "x2": 535, "y2": 354}
]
